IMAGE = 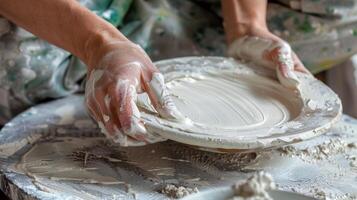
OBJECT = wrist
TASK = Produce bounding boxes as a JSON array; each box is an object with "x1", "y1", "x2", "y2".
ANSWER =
[
  {"x1": 221, "y1": 0, "x2": 269, "y2": 44},
  {"x1": 81, "y1": 28, "x2": 129, "y2": 72},
  {"x1": 225, "y1": 21, "x2": 268, "y2": 44}
]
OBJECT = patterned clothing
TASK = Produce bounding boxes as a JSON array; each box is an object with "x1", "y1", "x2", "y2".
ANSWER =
[
  {"x1": 1, "y1": 0, "x2": 357, "y2": 124},
  {"x1": 269, "y1": 0, "x2": 357, "y2": 73}
]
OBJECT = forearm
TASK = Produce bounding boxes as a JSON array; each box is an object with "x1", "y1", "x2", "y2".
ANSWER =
[
  {"x1": 0, "y1": 0, "x2": 128, "y2": 70},
  {"x1": 221, "y1": 0, "x2": 268, "y2": 43}
]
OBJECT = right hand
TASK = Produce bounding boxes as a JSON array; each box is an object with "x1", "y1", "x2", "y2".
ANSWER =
[
  {"x1": 85, "y1": 41, "x2": 184, "y2": 146},
  {"x1": 227, "y1": 26, "x2": 311, "y2": 88}
]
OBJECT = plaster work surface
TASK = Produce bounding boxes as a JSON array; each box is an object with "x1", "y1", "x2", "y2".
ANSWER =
[
  {"x1": 0, "y1": 95, "x2": 356, "y2": 200},
  {"x1": 139, "y1": 57, "x2": 342, "y2": 151}
]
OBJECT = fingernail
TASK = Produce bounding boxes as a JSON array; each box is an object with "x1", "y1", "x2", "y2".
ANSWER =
[
  {"x1": 124, "y1": 116, "x2": 147, "y2": 135},
  {"x1": 149, "y1": 72, "x2": 187, "y2": 122},
  {"x1": 126, "y1": 118, "x2": 165, "y2": 144},
  {"x1": 111, "y1": 127, "x2": 127, "y2": 145}
]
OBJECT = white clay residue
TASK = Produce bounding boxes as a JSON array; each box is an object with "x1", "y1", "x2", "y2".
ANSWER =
[
  {"x1": 278, "y1": 138, "x2": 356, "y2": 161},
  {"x1": 149, "y1": 72, "x2": 185, "y2": 121},
  {"x1": 54, "y1": 104, "x2": 76, "y2": 125},
  {"x1": 14, "y1": 138, "x2": 123, "y2": 185},
  {"x1": 228, "y1": 36, "x2": 299, "y2": 89},
  {"x1": 161, "y1": 184, "x2": 199, "y2": 199},
  {"x1": 228, "y1": 172, "x2": 276, "y2": 200}
]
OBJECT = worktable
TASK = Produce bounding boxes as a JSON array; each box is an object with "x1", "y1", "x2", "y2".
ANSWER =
[{"x1": 0, "y1": 95, "x2": 356, "y2": 200}]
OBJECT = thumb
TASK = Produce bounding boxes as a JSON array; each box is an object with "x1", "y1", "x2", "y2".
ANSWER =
[
  {"x1": 143, "y1": 72, "x2": 186, "y2": 122},
  {"x1": 265, "y1": 41, "x2": 300, "y2": 89}
]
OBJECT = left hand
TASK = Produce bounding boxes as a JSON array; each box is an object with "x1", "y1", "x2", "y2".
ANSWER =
[
  {"x1": 228, "y1": 25, "x2": 311, "y2": 88},
  {"x1": 85, "y1": 41, "x2": 184, "y2": 146}
]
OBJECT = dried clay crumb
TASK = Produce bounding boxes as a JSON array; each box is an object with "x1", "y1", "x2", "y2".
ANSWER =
[
  {"x1": 161, "y1": 184, "x2": 199, "y2": 199},
  {"x1": 309, "y1": 186, "x2": 357, "y2": 200},
  {"x1": 347, "y1": 142, "x2": 357, "y2": 148},
  {"x1": 310, "y1": 188, "x2": 326, "y2": 200},
  {"x1": 228, "y1": 172, "x2": 276, "y2": 200},
  {"x1": 278, "y1": 139, "x2": 352, "y2": 160}
]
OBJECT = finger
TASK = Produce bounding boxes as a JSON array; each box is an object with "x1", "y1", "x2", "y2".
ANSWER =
[
  {"x1": 120, "y1": 134, "x2": 147, "y2": 146},
  {"x1": 87, "y1": 95, "x2": 121, "y2": 142},
  {"x1": 107, "y1": 86, "x2": 123, "y2": 130},
  {"x1": 86, "y1": 96, "x2": 115, "y2": 138},
  {"x1": 112, "y1": 126, "x2": 147, "y2": 147},
  {"x1": 276, "y1": 63, "x2": 299, "y2": 89},
  {"x1": 108, "y1": 84, "x2": 130, "y2": 145},
  {"x1": 263, "y1": 42, "x2": 293, "y2": 76},
  {"x1": 94, "y1": 89, "x2": 117, "y2": 137},
  {"x1": 134, "y1": 54, "x2": 186, "y2": 122},
  {"x1": 142, "y1": 72, "x2": 185, "y2": 122},
  {"x1": 85, "y1": 69, "x2": 111, "y2": 132},
  {"x1": 86, "y1": 96, "x2": 101, "y2": 123},
  {"x1": 103, "y1": 110, "x2": 146, "y2": 147},
  {"x1": 262, "y1": 42, "x2": 300, "y2": 88},
  {"x1": 115, "y1": 79, "x2": 153, "y2": 143},
  {"x1": 100, "y1": 89, "x2": 152, "y2": 146}
]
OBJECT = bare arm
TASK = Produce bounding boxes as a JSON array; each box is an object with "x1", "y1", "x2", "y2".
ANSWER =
[
  {"x1": 0, "y1": 0, "x2": 127, "y2": 70},
  {"x1": 0, "y1": 0, "x2": 183, "y2": 145},
  {"x1": 221, "y1": 0, "x2": 268, "y2": 44}
]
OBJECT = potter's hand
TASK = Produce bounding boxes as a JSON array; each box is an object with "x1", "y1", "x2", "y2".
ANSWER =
[
  {"x1": 85, "y1": 41, "x2": 183, "y2": 146},
  {"x1": 221, "y1": 0, "x2": 310, "y2": 88},
  {"x1": 228, "y1": 27, "x2": 310, "y2": 88},
  {"x1": 0, "y1": 0, "x2": 183, "y2": 145}
]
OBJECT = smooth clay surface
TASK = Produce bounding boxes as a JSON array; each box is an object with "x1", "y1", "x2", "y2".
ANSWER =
[
  {"x1": 162, "y1": 71, "x2": 301, "y2": 136},
  {"x1": 139, "y1": 57, "x2": 342, "y2": 151}
]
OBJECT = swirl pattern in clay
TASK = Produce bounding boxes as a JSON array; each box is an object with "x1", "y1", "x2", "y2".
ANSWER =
[
  {"x1": 166, "y1": 72, "x2": 301, "y2": 133},
  {"x1": 139, "y1": 57, "x2": 341, "y2": 151}
]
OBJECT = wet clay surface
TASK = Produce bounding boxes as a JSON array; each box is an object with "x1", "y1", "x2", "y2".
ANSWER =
[{"x1": 139, "y1": 57, "x2": 341, "y2": 150}]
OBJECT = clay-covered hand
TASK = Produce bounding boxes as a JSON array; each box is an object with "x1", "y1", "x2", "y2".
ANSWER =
[
  {"x1": 85, "y1": 41, "x2": 184, "y2": 146},
  {"x1": 228, "y1": 26, "x2": 311, "y2": 88}
]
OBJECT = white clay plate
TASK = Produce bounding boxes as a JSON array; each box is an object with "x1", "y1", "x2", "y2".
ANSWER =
[
  {"x1": 139, "y1": 57, "x2": 342, "y2": 152},
  {"x1": 182, "y1": 186, "x2": 318, "y2": 200}
]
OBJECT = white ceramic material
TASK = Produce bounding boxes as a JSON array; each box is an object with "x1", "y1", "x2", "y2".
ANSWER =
[
  {"x1": 139, "y1": 57, "x2": 342, "y2": 152},
  {"x1": 182, "y1": 187, "x2": 318, "y2": 200}
]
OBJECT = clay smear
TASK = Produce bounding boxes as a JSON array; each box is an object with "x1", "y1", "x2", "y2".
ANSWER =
[{"x1": 14, "y1": 138, "x2": 124, "y2": 185}]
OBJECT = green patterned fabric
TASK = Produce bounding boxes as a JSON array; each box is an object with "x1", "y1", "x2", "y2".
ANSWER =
[
  {"x1": 267, "y1": 2, "x2": 357, "y2": 74},
  {"x1": 0, "y1": 0, "x2": 133, "y2": 124}
]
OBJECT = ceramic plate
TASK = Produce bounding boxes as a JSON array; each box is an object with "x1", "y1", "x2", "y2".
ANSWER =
[
  {"x1": 139, "y1": 57, "x2": 342, "y2": 152},
  {"x1": 182, "y1": 187, "x2": 318, "y2": 200}
]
